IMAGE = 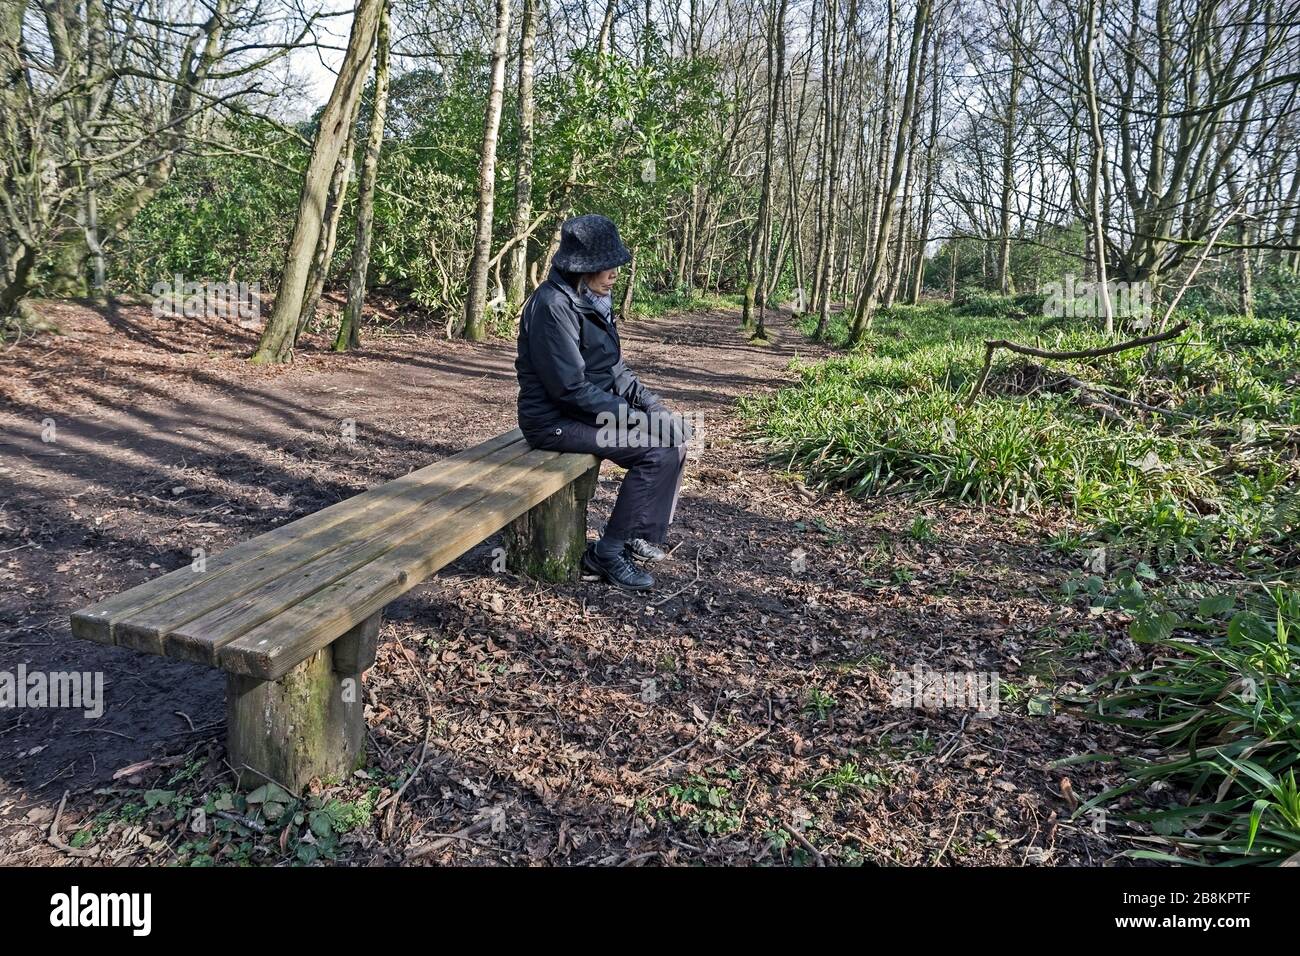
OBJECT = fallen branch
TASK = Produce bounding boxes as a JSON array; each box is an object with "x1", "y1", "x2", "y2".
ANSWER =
[
  {"x1": 635, "y1": 688, "x2": 722, "y2": 775},
  {"x1": 1156, "y1": 203, "x2": 1243, "y2": 333},
  {"x1": 1051, "y1": 372, "x2": 1193, "y2": 422},
  {"x1": 378, "y1": 715, "x2": 431, "y2": 833},
  {"x1": 405, "y1": 819, "x2": 492, "y2": 859},
  {"x1": 784, "y1": 823, "x2": 826, "y2": 866},
  {"x1": 378, "y1": 634, "x2": 436, "y2": 835},
  {"x1": 969, "y1": 321, "x2": 1190, "y2": 400},
  {"x1": 48, "y1": 790, "x2": 97, "y2": 859},
  {"x1": 215, "y1": 810, "x2": 267, "y2": 834}
]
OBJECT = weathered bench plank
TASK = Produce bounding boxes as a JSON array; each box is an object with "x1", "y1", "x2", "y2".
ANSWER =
[
  {"x1": 112, "y1": 434, "x2": 538, "y2": 657},
  {"x1": 163, "y1": 445, "x2": 591, "y2": 668},
  {"x1": 111, "y1": 437, "x2": 540, "y2": 662},
  {"x1": 70, "y1": 428, "x2": 527, "y2": 645},
  {"x1": 217, "y1": 449, "x2": 598, "y2": 680}
]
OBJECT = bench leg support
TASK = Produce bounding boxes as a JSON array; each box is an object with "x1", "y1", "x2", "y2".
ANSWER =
[
  {"x1": 504, "y1": 464, "x2": 600, "y2": 582},
  {"x1": 226, "y1": 612, "x2": 380, "y2": 792}
]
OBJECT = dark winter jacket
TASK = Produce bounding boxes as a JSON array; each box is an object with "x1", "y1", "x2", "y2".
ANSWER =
[{"x1": 516, "y1": 267, "x2": 660, "y2": 444}]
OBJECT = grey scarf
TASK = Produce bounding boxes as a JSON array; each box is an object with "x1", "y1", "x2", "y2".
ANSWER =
[{"x1": 579, "y1": 280, "x2": 614, "y2": 323}]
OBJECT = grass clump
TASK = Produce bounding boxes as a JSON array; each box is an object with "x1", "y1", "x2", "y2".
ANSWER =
[
  {"x1": 632, "y1": 286, "x2": 742, "y2": 318},
  {"x1": 1062, "y1": 581, "x2": 1300, "y2": 864},
  {"x1": 748, "y1": 303, "x2": 1299, "y2": 568}
]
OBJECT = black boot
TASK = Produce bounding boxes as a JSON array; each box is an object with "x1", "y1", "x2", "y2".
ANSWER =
[
  {"x1": 582, "y1": 543, "x2": 655, "y2": 590},
  {"x1": 625, "y1": 538, "x2": 667, "y2": 562}
]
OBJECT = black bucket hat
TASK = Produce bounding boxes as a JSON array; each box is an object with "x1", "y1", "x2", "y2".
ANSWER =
[{"x1": 552, "y1": 214, "x2": 633, "y2": 274}]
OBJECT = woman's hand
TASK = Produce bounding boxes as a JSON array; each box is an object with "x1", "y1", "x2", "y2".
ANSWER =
[{"x1": 645, "y1": 400, "x2": 692, "y2": 447}]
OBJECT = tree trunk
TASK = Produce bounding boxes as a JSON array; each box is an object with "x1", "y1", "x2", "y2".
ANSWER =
[
  {"x1": 297, "y1": 103, "x2": 361, "y2": 342},
  {"x1": 997, "y1": 16, "x2": 1024, "y2": 295},
  {"x1": 1081, "y1": 0, "x2": 1114, "y2": 333},
  {"x1": 949, "y1": 241, "x2": 957, "y2": 300},
  {"x1": 335, "y1": 0, "x2": 391, "y2": 353},
  {"x1": 621, "y1": 248, "x2": 637, "y2": 316},
  {"x1": 752, "y1": 0, "x2": 788, "y2": 342},
  {"x1": 909, "y1": 39, "x2": 942, "y2": 305},
  {"x1": 849, "y1": 0, "x2": 931, "y2": 342},
  {"x1": 884, "y1": 39, "x2": 928, "y2": 310},
  {"x1": 597, "y1": 0, "x2": 617, "y2": 53},
  {"x1": 251, "y1": 0, "x2": 382, "y2": 365},
  {"x1": 506, "y1": 0, "x2": 537, "y2": 313},
  {"x1": 1237, "y1": 217, "x2": 1254, "y2": 319},
  {"x1": 814, "y1": 0, "x2": 843, "y2": 338},
  {"x1": 462, "y1": 0, "x2": 513, "y2": 341}
]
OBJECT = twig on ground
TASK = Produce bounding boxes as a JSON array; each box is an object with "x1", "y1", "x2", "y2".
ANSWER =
[
  {"x1": 37, "y1": 762, "x2": 76, "y2": 790},
  {"x1": 932, "y1": 812, "x2": 966, "y2": 865},
  {"x1": 377, "y1": 634, "x2": 437, "y2": 834},
  {"x1": 618, "y1": 850, "x2": 661, "y2": 867},
  {"x1": 159, "y1": 721, "x2": 221, "y2": 739},
  {"x1": 48, "y1": 790, "x2": 96, "y2": 858},
  {"x1": 650, "y1": 546, "x2": 703, "y2": 607},
  {"x1": 406, "y1": 819, "x2": 493, "y2": 859},
  {"x1": 636, "y1": 689, "x2": 723, "y2": 774},
  {"x1": 379, "y1": 715, "x2": 431, "y2": 833},
  {"x1": 222, "y1": 759, "x2": 297, "y2": 798},
  {"x1": 936, "y1": 714, "x2": 969, "y2": 764},
  {"x1": 215, "y1": 810, "x2": 267, "y2": 834},
  {"x1": 785, "y1": 823, "x2": 826, "y2": 866},
  {"x1": 70, "y1": 728, "x2": 134, "y2": 739}
]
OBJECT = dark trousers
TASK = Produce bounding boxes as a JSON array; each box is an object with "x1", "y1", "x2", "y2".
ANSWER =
[{"x1": 528, "y1": 420, "x2": 687, "y2": 544}]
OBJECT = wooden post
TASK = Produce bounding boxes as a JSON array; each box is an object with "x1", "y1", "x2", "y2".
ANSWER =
[
  {"x1": 504, "y1": 465, "x2": 599, "y2": 582},
  {"x1": 331, "y1": 611, "x2": 381, "y2": 674},
  {"x1": 226, "y1": 612, "x2": 381, "y2": 792}
]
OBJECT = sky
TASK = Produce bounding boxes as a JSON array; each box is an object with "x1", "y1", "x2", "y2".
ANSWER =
[{"x1": 279, "y1": 0, "x2": 356, "y2": 118}]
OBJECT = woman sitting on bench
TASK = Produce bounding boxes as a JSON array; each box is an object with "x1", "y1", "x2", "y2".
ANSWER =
[{"x1": 514, "y1": 214, "x2": 689, "y2": 591}]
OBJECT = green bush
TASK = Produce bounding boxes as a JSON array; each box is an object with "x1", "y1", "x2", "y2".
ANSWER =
[
  {"x1": 110, "y1": 117, "x2": 308, "y2": 290},
  {"x1": 951, "y1": 288, "x2": 1043, "y2": 319}
]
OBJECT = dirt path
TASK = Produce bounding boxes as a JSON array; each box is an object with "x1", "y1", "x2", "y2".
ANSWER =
[{"x1": 0, "y1": 299, "x2": 1116, "y2": 865}]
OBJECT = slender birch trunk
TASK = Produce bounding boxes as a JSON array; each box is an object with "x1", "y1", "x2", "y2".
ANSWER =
[
  {"x1": 252, "y1": 0, "x2": 382, "y2": 365},
  {"x1": 335, "y1": 0, "x2": 391, "y2": 353},
  {"x1": 463, "y1": 0, "x2": 513, "y2": 341},
  {"x1": 506, "y1": 0, "x2": 537, "y2": 312}
]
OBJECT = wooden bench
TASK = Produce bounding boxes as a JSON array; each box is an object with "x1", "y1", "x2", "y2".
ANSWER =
[{"x1": 70, "y1": 429, "x2": 598, "y2": 792}]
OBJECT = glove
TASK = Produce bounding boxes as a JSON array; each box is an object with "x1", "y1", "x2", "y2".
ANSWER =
[{"x1": 645, "y1": 402, "x2": 692, "y2": 448}]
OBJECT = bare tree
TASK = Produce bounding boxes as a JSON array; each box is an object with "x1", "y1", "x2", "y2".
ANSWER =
[
  {"x1": 850, "y1": 0, "x2": 933, "y2": 341},
  {"x1": 2, "y1": 0, "x2": 325, "y2": 319},
  {"x1": 744, "y1": 0, "x2": 789, "y2": 339},
  {"x1": 336, "y1": 0, "x2": 393, "y2": 352},
  {"x1": 1079, "y1": 0, "x2": 1114, "y2": 331},
  {"x1": 462, "y1": 0, "x2": 513, "y2": 341},
  {"x1": 251, "y1": 0, "x2": 383, "y2": 364},
  {"x1": 506, "y1": 0, "x2": 539, "y2": 313}
]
